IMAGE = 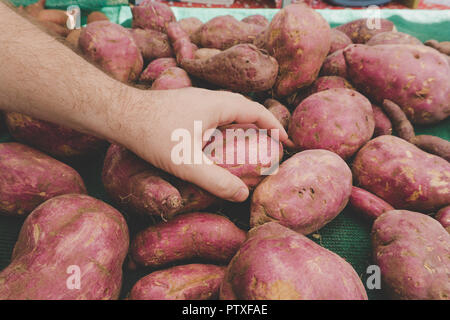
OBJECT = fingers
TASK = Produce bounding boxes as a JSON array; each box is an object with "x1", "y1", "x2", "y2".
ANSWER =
[{"x1": 172, "y1": 162, "x2": 250, "y2": 202}]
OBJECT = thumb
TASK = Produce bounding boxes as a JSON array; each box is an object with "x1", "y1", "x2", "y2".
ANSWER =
[{"x1": 172, "y1": 162, "x2": 250, "y2": 202}]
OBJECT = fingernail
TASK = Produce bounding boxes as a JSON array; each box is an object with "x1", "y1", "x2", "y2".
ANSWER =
[{"x1": 231, "y1": 187, "x2": 249, "y2": 202}]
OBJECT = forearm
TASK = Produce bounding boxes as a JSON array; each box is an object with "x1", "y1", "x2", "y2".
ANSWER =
[{"x1": 0, "y1": 1, "x2": 141, "y2": 142}]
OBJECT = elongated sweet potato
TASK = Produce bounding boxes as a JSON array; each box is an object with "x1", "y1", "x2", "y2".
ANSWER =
[
  {"x1": 349, "y1": 186, "x2": 394, "y2": 220},
  {"x1": 250, "y1": 150, "x2": 352, "y2": 235},
  {"x1": 371, "y1": 104, "x2": 392, "y2": 137},
  {"x1": 167, "y1": 22, "x2": 198, "y2": 62},
  {"x1": 129, "y1": 29, "x2": 173, "y2": 62},
  {"x1": 336, "y1": 18, "x2": 396, "y2": 44},
  {"x1": 424, "y1": 40, "x2": 450, "y2": 56},
  {"x1": 151, "y1": 67, "x2": 192, "y2": 90},
  {"x1": 263, "y1": 4, "x2": 331, "y2": 97},
  {"x1": 241, "y1": 15, "x2": 269, "y2": 27},
  {"x1": 131, "y1": 212, "x2": 246, "y2": 268},
  {"x1": 352, "y1": 135, "x2": 450, "y2": 212},
  {"x1": 102, "y1": 144, "x2": 217, "y2": 220},
  {"x1": 367, "y1": 31, "x2": 422, "y2": 46},
  {"x1": 220, "y1": 222, "x2": 368, "y2": 300},
  {"x1": 178, "y1": 17, "x2": 203, "y2": 38},
  {"x1": 194, "y1": 48, "x2": 221, "y2": 60},
  {"x1": 181, "y1": 44, "x2": 278, "y2": 93},
  {"x1": 381, "y1": 99, "x2": 415, "y2": 142},
  {"x1": 131, "y1": 0, "x2": 175, "y2": 33},
  {"x1": 289, "y1": 88, "x2": 375, "y2": 160},
  {"x1": 5, "y1": 112, "x2": 106, "y2": 159},
  {"x1": 435, "y1": 205, "x2": 450, "y2": 232},
  {"x1": 412, "y1": 135, "x2": 450, "y2": 162},
  {"x1": 139, "y1": 57, "x2": 177, "y2": 84},
  {"x1": 344, "y1": 44, "x2": 450, "y2": 125},
  {"x1": 372, "y1": 210, "x2": 449, "y2": 300},
  {"x1": 191, "y1": 15, "x2": 264, "y2": 50},
  {"x1": 0, "y1": 194, "x2": 129, "y2": 300},
  {"x1": 129, "y1": 264, "x2": 225, "y2": 300},
  {"x1": 79, "y1": 21, "x2": 143, "y2": 83},
  {"x1": 0, "y1": 142, "x2": 86, "y2": 217},
  {"x1": 263, "y1": 99, "x2": 291, "y2": 130},
  {"x1": 329, "y1": 29, "x2": 352, "y2": 54},
  {"x1": 320, "y1": 49, "x2": 348, "y2": 78}
]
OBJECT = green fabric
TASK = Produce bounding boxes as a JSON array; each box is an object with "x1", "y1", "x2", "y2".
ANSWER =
[{"x1": 1, "y1": 5, "x2": 449, "y2": 300}]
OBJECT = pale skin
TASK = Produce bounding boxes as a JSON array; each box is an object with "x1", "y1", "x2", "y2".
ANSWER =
[{"x1": 0, "y1": 1, "x2": 290, "y2": 202}]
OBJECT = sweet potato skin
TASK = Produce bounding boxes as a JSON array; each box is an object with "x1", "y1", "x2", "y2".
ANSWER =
[
  {"x1": 5, "y1": 112, "x2": 106, "y2": 159},
  {"x1": 372, "y1": 104, "x2": 392, "y2": 137},
  {"x1": 129, "y1": 264, "x2": 225, "y2": 300},
  {"x1": 0, "y1": 194, "x2": 129, "y2": 300},
  {"x1": 329, "y1": 29, "x2": 352, "y2": 54},
  {"x1": 0, "y1": 142, "x2": 86, "y2": 217},
  {"x1": 289, "y1": 88, "x2": 375, "y2": 160},
  {"x1": 336, "y1": 18, "x2": 396, "y2": 44},
  {"x1": 220, "y1": 222, "x2": 368, "y2": 300},
  {"x1": 131, "y1": 0, "x2": 175, "y2": 33},
  {"x1": 79, "y1": 21, "x2": 143, "y2": 83},
  {"x1": 250, "y1": 150, "x2": 352, "y2": 235},
  {"x1": 263, "y1": 99, "x2": 291, "y2": 130},
  {"x1": 151, "y1": 67, "x2": 192, "y2": 90},
  {"x1": 131, "y1": 212, "x2": 246, "y2": 268},
  {"x1": 372, "y1": 210, "x2": 450, "y2": 300},
  {"x1": 264, "y1": 4, "x2": 331, "y2": 97},
  {"x1": 182, "y1": 44, "x2": 278, "y2": 93},
  {"x1": 344, "y1": 44, "x2": 450, "y2": 125},
  {"x1": 320, "y1": 49, "x2": 348, "y2": 78},
  {"x1": 366, "y1": 31, "x2": 422, "y2": 46},
  {"x1": 194, "y1": 48, "x2": 221, "y2": 60},
  {"x1": 241, "y1": 15, "x2": 269, "y2": 27},
  {"x1": 352, "y1": 135, "x2": 450, "y2": 212},
  {"x1": 130, "y1": 29, "x2": 173, "y2": 62},
  {"x1": 435, "y1": 205, "x2": 450, "y2": 232},
  {"x1": 412, "y1": 135, "x2": 450, "y2": 162},
  {"x1": 178, "y1": 17, "x2": 203, "y2": 37},
  {"x1": 349, "y1": 186, "x2": 394, "y2": 220},
  {"x1": 139, "y1": 57, "x2": 177, "y2": 84},
  {"x1": 424, "y1": 40, "x2": 450, "y2": 56}
]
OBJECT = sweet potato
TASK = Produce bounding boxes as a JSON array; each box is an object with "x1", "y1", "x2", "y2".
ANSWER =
[
  {"x1": 424, "y1": 39, "x2": 450, "y2": 56},
  {"x1": 5, "y1": 112, "x2": 106, "y2": 159},
  {"x1": 372, "y1": 210, "x2": 450, "y2": 300},
  {"x1": 367, "y1": 31, "x2": 422, "y2": 46},
  {"x1": 191, "y1": 15, "x2": 264, "y2": 50},
  {"x1": 79, "y1": 21, "x2": 143, "y2": 83},
  {"x1": 102, "y1": 144, "x2": 217, "y2": 220},
  {"x1": 194, "y1": 48, "x2": 221, "y2": 60},
  {"x1": 204, "y1": 124, "x2": 283, "y2": 189},
  {"x1": 220, "y1": 222, "x2": 368, "y2": 300},
  {"x1": 181, "y1": 44, "x2": 278, "y2": 93},
  {"x1": 129, "y1": 264, "x2": 225, "y2": 300},
  {"x1": 129, "y1": 29, "x2": 173, "y2": 62},
  {"x1": 329, "y1": 28, "x2": 352, "y2": 54},
  {"x1": 381, "y1": 99, "x2": 415, "y2": 142},
  {"x1": 371, "y1": 104, "x2": 392, "y2": 137},
  {"x1": 263, "y1": 4, "x2": 331, "y2": 97},
  {"x1": 349, "y1": 186, "x2": 394, "y2": 220},
  {"x1": 412, "y1": 135, "x2": 450, "y2": 162},
  {"x1": 320, "y1": 49, "x2": 348, "y2": 78},
  {"x1": 131, "y1": 212, "x2": 246, "y2": 268},
  {"x1": 65, "y1": 28, "x2": 81, "y2": 48},
  {"x1": 151, "y1": 67, "x2": 192, "y2": 90},
  {"x1": 87, "y1": 11, "x2": 109, "y2": 24},
  {"x1": 0, "y1": 142, "x2": 86, "y2": 217},
  {"x1": 139, "y1": 57, "x2": 177, "y2": 84},
  {"x1": 167, "y1": 22, "x2": 198, "y2": 62},
  {"x1": 0, "y1": 194, "x2": 129, "y2": 300},
  {"x1": 344, "y1": 44, "x2": 450, "y2": 125},
  {"x1": 263, "y1": 99, "x2": 291, "y2": 130},
  {"x1": 241, "y1": 15, "x2": 269, "y2": 27},
  {"x1": 336, "y1": 18, "x2": 396, "y2": 44},
  {"x1": 131, "y1": 0, "x2": 175, "y2": 33},
  {"x1": 178, "y1": 17, "x2": 203, "y2": 38},
  {"x1": 250, "y1": 150, "x2": 352, "y2": 235},
  {"x1": 435, "y1": 205, "x2": 450, "y2": 232},
  {"x1": 289, "y1": 88, "x2": 375, "y2": 160},
  {"x1": 352, "y1": 135, "x2": 450, "y2": 212}
]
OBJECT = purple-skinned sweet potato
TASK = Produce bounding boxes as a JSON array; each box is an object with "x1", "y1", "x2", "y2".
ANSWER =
[
  {"x1": 372, "y1": 104, "x2": 392, "y2": 137},
  {"x1": 131, "y1": 0, "x2": 175, "y2": 33},
  {"x1": 0, "y1": 194, "x2": 129, "y2": 300},
  {"x1": 129, "y1": 264, "x2": 225, "y2": 300},
  {"x1": 288, "y1": 88, "x2": 375, "y2": 160},
  {"x1": 102, "y1": 144, "x2": 217, "y2": 220},
  {"x1": 372, "y1": 210, "x2": 450, "y2": 300},
  {"x1": 241, "y1": 15, "x2": 269, "y2": 27},
  {"x1": 131, "y1": 212, "x2": 246, "y2": 268},
  {"x1": 151, "y1": 67, "x2": 192, "y2": 90},
  {"x1": 335, "y1": 18, "x2": 396, "y2": 44},
  {"x1": 424, "y1": 40, "x2": 450, "y2": 56},
  {"x1": 250, "y1": 150, "x2": 352, "y2": 235},
  {"x1": 191, "y1": 15, "x2": 264, "y2": 50},
  {"x1": 139, "y1": 57, "x2": 177, "y2": 84},
  {"x1": 344, "y1": 44, "x2": 450, "y2": 125},
  {"x1": 263, "y1": 4, "x2": 331, "y2": 97},
  {"x1": 435, "y1": 205, "x2": 450, "y2": 232},
  {"x1": 329, "y1": 29, "x2": 352, "y2": 54},
  {"x1": 352, "y1": 135, "x2": 450, "y2": 212},
  {"x1": 412, "y1": 135, "x2": 450, "y2": 162},
  {"x1": 349, "y1": 186, "x2": 394, "y2": 220},
  {"x1": 5, "y1": 112, "x2": 106, "y2": 159},
  {"x1": 366, "y1": 31, "x2": 422, "y2": 46},
  {"x1": 220, "y1": 222, "x2": 368, "y2": 300},
  {"x1": 129, "y1": 29, "x2": 173, "y2": 62},
  {"x1": 320, "y1": 49, "x2": 348, "y2": 78},
  {"x1": 263, "y1": 99, "x2": 291, "y2": 130},
  {"x1": 79, "y1": 21, "x2": 143, "y2": 83},
  {"x1": 167, "y1": 21, "x2": 198, "y2": 62},
  {"x1": 181, "y1": 44, "x2": 278, "y2": 93},
  {"x1": 178, "y1": 17, "x2": 203, "y2": 38},
  {"x1": 0, "y1": 142, "x2": 86, "y2": 217},
  {"x1": 194, "y1": 48, "x2": 221, "y2": 60},
  {"x1": 203, "y1": 124, "x2": 283, "y2": 189}
]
